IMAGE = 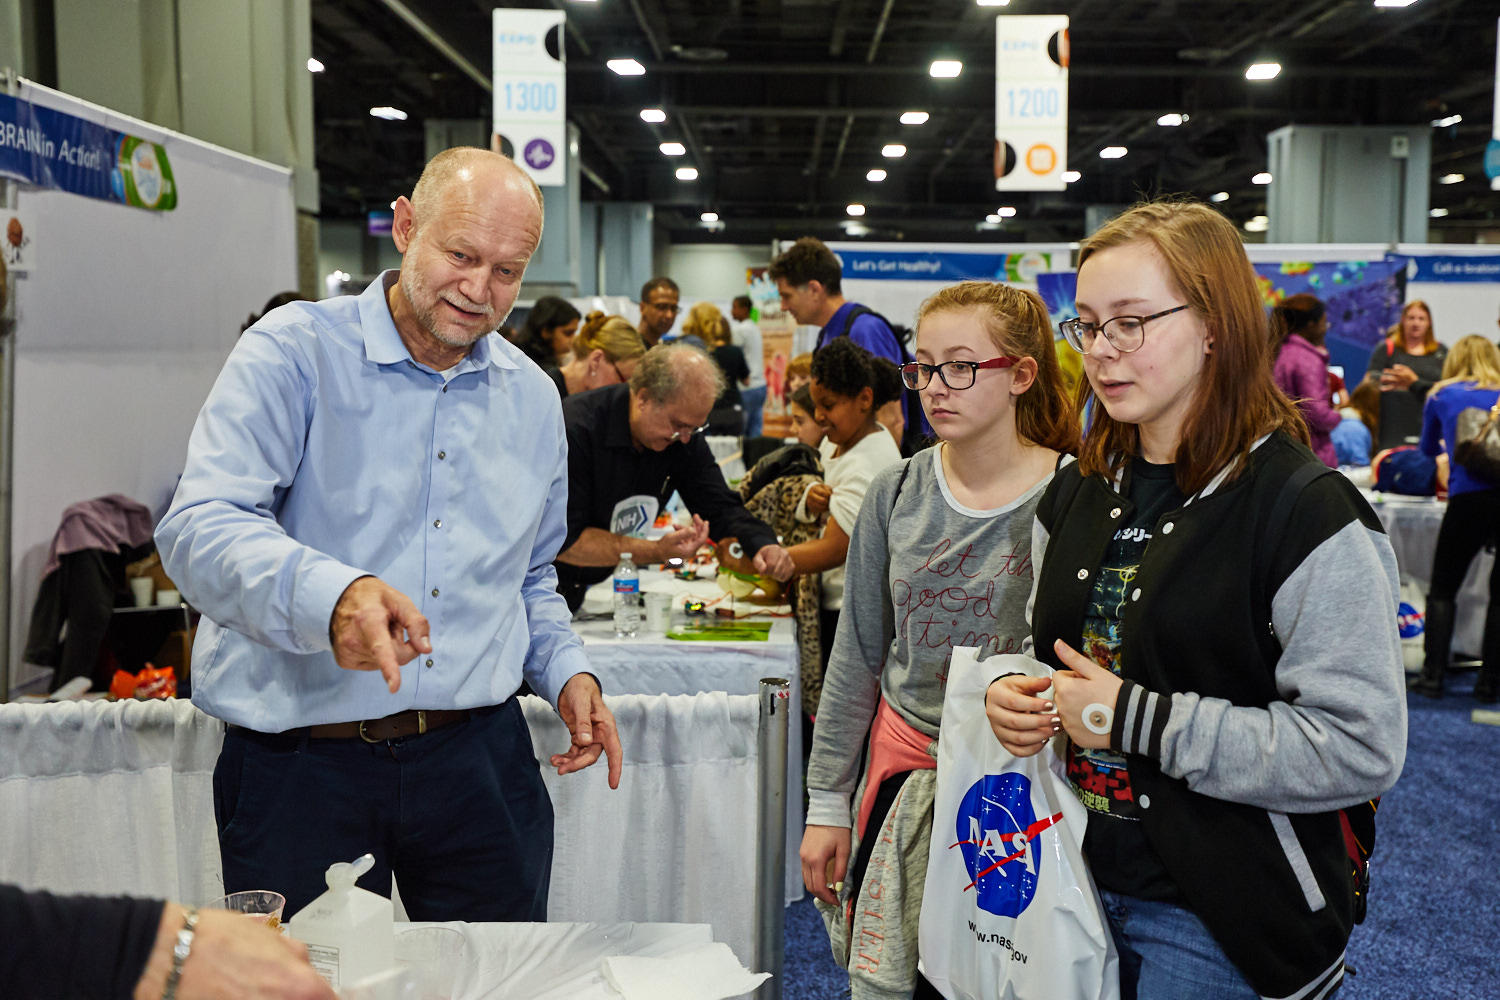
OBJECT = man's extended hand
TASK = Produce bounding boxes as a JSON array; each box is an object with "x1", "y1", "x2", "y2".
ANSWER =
[
  {"x1": 329, "y1": 576, "x2": 431, "y2": 694},
  {"x1": 653, "y1": 514, "x2": 711, "y2": 562},
  {"x1": 551, "y1": 673, "x2": 624, "y2": 789},
  {"x1": 753, "y1": 544, "x2": 796, "y2": 582}
]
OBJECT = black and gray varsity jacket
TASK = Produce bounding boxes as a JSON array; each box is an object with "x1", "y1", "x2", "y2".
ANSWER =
[{"x1": 1023, "y1": 432, "x2": 1406, "y2": 1000}]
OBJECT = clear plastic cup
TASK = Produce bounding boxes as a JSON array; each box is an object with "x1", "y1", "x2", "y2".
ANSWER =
[
  {"x1": 204, "y1": 890, "x2": 286, "y2": 930},
  {"x1": 394, "y1": 926, "x2": 465, "y2": 1000}
]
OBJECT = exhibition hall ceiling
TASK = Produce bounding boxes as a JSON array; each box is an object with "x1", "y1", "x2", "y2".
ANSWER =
[{"x1": 310, "y1": 0, "x2": 1498, "y2": 243}]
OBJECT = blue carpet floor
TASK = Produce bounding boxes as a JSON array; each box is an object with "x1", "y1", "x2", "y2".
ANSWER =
[{"x1": 783, "y1": 675, "x2": 1500, "y2": 999}]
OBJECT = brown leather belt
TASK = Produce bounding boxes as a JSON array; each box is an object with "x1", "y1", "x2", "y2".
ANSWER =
[{"x1": 301, "y1": 708, "x2": 472, "y2": 743}]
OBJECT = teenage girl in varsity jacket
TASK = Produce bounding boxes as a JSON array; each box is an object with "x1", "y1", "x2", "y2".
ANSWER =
[{"x1": 988, "y1": 202, "x2": 1406, "y2": 1000}]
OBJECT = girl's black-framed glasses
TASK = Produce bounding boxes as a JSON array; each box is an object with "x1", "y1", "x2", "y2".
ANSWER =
[
  {"x1": 1058, "y1": 304, "x2": 1191, "y2": 354},
  {"x1": 899, "y1": 356, "x2": 1020, "y2": 391}
]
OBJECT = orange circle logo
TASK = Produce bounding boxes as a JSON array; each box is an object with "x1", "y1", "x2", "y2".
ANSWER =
[{"x1": 1026, "y1": 144, "x2": 1057, "y2": 175}]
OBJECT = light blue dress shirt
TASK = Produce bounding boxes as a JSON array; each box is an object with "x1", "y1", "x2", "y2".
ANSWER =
[{"x1": 157, "y1": 272, "x2": 590, "y2": 731}]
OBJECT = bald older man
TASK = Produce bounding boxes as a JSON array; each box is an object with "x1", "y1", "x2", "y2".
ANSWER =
[
  {"x1": 157, "y1": 147, "x2": 620, "y2": 922},
  {"x1": 555, "y1": 345, "x2": 794, "y2": 610}
]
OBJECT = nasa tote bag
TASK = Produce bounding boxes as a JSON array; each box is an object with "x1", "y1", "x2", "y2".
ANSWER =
[{"x1": 918, "y1": 649, "x2": 1119, "y2": 1000}]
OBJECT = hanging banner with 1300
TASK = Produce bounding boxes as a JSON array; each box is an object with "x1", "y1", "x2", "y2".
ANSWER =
[
  {"x1": 493, "y1": 9, "x2": 566, "y2": 187},
  {"x1": 995, "y1": 15, "x2": 1069, "y2": 193}
]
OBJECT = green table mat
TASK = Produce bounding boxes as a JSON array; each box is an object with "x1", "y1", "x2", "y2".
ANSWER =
[{"x1": 665, "y1": 621, "x2": 773, "y2": 642}]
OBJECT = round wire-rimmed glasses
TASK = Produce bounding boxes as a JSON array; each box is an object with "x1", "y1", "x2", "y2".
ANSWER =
[
  {"x1": 899, "y1": 356, "x2": 1021, "y2": 391},
  {"x1": 1058, "y1": 304, "x2": 1191, "y2": 354}
]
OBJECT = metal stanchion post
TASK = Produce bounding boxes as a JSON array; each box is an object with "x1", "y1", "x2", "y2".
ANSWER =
[{"x1": 755, "y1": 677, "x2": 790, "y2": 1000}]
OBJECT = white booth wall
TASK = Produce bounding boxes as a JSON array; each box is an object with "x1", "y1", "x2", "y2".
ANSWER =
[{"x1": 7, "y1": 82, "x2": 298, "y2": 695}]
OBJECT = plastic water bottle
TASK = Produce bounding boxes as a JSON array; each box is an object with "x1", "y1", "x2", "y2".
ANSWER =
[{"x1": 613, "y1": 552, "x2": 641, "y2": 637}]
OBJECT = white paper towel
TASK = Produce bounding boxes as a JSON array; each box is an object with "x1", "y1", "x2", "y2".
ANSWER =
[{"x1": 599, "y1": 942, "x2": 771, "y2": 1000}]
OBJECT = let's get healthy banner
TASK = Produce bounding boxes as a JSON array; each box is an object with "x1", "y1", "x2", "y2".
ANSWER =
[{"x1": 0, "y1": 93, "x2": 176, "y2": 211}]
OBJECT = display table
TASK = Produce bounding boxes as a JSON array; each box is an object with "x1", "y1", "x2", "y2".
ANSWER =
[
  {"x1": 0, "y1": 692, "x2": 772, "y2": 967},
  {"x1": 409, "y1": 919, "x2": 758, "y2": 1000},
  {"x1": 575, "y1": 570, "x2": 803, "y2": 908},
  {"x1": 1362, "y1": 492, "x2": 1491, "y2": 657}
]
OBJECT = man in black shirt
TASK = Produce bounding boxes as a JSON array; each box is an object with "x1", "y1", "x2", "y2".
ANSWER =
[{"x1": 556, "y1": 345, "x2": 793, "y2": 610}]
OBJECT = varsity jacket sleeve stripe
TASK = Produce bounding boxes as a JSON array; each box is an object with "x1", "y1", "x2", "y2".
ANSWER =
[{"x1": 1138, "y1": 520, "x2": 1407, "y2": 813}]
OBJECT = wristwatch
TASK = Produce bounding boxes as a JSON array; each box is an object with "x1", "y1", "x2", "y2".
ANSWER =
[{"x1": 162, "y1": 905, "x2": 199, "y2": 1000}]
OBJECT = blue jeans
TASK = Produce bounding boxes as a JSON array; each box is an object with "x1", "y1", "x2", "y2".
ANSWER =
[
  {"x1": 214, "y1": 697, "x2": 553, "y2": 922},
  {"x1": 741, "y1": 384, "x2": 767, "y2": 438},
  {"x1": 1101, "y1": 891, "x2": 1260, "y2": 1000}
]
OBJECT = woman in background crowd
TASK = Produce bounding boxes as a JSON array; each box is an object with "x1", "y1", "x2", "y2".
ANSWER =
[
  {"x1": 802, "y1": 282, "x2": 1075, "y2": 999},
  {"x1": 989, "y1": 201, "x2": 1404, "y2": 1000},
  {"x1": 685, "y1": 302, "x2": 750, "y2": 436},
  {"x1": 1365, "y1": 300, "x2": 1446, "y2": 451},
  {"x1": 1332, "y1": 379, "x2": 1380, "y2": 466},
  {"x1": 786, "y1": 353, "x2": 814, "y2": 395},
  {"x1": 1272, "y1": 294, "x2": 1342, "y2": 467},
  {"x1": 517, "y1": 295, "x2": 582, "y2": 370},
  {"x1": 1411, "y1": 334, "x2": 1500, "y2": 702},
  {"x1": 546, "y1": 313, "x2": 645, "y2": 400},
  {"x1": 789, "y1": 384, "x2": 825, "y2": 449}
]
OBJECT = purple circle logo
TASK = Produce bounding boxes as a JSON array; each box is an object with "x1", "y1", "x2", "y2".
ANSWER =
[{"x1": 524, "y1": 139, "x2": 555, "y2": 170}]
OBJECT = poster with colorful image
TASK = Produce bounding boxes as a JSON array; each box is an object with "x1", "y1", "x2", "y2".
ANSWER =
[{"x1": 1037, "y1": 258, "x2": 1408, "y2": 387}]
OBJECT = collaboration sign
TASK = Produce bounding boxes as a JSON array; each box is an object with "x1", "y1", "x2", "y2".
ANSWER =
[
  {"x1": 0, "y1": 93, "x2": 176, "y2": 210},
  {"x1": 994, "y1": 14, "x2": 1069, "y2": 193},
  {"x1": 493, "y1": 9, "x2": 567, "y2": 187}
]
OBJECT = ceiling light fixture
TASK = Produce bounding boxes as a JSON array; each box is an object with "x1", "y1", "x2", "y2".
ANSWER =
[
  {"x1": 985, "y1": 214, "x2": 1002, "y2": 223},
  {"x1": 847, "y1": 204, "x2": 866, "y2": 217},
  {"x1": 1252, "y1": 172, "x2": 1273, "y2": 184},
  {"x1": 867, "y1": 168, "x2": 888, "y2": 182},
  {"x1": 1244, "y1": 216, "x2": 1269, "y2": 233},
  {"x1": 1245, "y1": 62, "x2": 1282, "y2": 81},
  {"x1": 1430, "y1": 114, "x2": 1462, "y2": 127},
  {"x1": 660, "y1": 142, "x2": 686, "y2": 155},
  {"x1": 307, "y1": 58, "x2": 325, "y2": 73},
  {"x1": 701, "y1": 212, "x2": 719, "y2": 223},
  {"x1": 1062, "y1": 169, "x2": 1081, "y2": 183},
  {"x1": 675, "y1": 167, "x2": 699, "y2": 180},
  {"x1": 1429, "y1": 207, "x2": 1450, "y2": 217},
  {"x1": 1157, "y1": 113, "x2": 1188, "y2": 126},
  {"x1": 900, "y1": 111, "x2": 930, "y2": 125},
  {"x1": 1439, "y1": 173, "x2": 1464, "y2": 184},
  {"x1": 882, "y1": 144, "x2": 907, "y2": 158},
  {"x1": 607, "y1": 58, "x2": 646, "y2": 76},
  {"x1": 1099, "y1": 146, "x2": 1127, "y2": 159},
  {"x1": 976, "y1": 0, "x2": 1011, "y2": 6},
  {"x1": 1210, "y1": 191, "x2": 1230, "y2": 202},
  {"x1": 640, "y1": 109, "x2": 667, "y2": 123},
  {"x1": 370, "y1": 106, "x2": 407, "y2": 120},
  {"x1": 998, "y1": 206, "x2": 1017, "y2": 217},
  {"x1": 929, "y1": 60, "x2": 963, "y2": 78},
  {"x1": 1373, "y1": 0, "x2": 1419, "y2": 7}
]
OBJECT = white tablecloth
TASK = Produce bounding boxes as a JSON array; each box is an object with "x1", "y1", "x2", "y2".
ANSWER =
[
  {"x1": 576, "y1": 571, "x2": 803, "y2": 908},
  {"x1": 1363, "y1": 492, "x2": 1492, "y2": 657},
  {"x1": 0, "y1": 692, "x2": 769, "y2": 968},
  {"x1": 410, "y1": 918, "x2": 746, "y2": 999}
]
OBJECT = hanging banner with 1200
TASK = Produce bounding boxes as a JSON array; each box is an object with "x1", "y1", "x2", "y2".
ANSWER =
[
  {"x1": 493, "y1": 9, "x2": 567, "y2": 187},
  {"x1": 995, "y1": 15, "x2": 1069, "y2": 193},
  {"x1": 0, "y1": 93, "x2": 176, "y2": 210}
]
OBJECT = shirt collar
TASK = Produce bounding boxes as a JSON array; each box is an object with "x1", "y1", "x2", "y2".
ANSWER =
[{"x1": 356, "y1": 270, "x2": 520, "y2": 372}]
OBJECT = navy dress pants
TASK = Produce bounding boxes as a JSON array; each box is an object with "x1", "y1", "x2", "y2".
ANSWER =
[{"x1": 213, "y1": 697, "x2": 553, "y2": 921}]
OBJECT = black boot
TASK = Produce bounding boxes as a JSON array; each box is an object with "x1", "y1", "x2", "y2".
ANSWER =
[
  {"x1": 1476, "y1": 666, "x2": 1499, "y2": 703},
  {"x1": 1413, "y1": 597, "x2": 1454, "y2": 699}
]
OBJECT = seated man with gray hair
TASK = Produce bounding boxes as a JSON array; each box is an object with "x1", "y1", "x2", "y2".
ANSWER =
[{"x1": 556, "y1": 344, "x2": 795, "y2": 610}]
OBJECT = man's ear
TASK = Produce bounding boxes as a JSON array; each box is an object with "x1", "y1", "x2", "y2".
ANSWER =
[{"x1": 391, "y1": 196, "x2": 416, "y2": 254}]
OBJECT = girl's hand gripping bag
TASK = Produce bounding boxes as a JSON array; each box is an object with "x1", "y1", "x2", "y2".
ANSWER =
[{"x1": 918, "y1": 649, "x2": 1119, "y2": 1000}]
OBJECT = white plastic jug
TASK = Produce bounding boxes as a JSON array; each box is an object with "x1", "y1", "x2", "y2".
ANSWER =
[{"x1": 288, "y1": 853, "x2": 395, "y2": 989}]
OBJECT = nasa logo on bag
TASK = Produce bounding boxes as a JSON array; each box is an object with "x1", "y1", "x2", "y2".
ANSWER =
[
  {"x1": 951, "y1": 773, "x2": 1064, "y2": 917},
  {"x1": 1397, "y1": 601, "x2": 1424, "y2": 640}
]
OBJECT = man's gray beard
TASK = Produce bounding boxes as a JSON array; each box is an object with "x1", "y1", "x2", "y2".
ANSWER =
[{"x1": 402, "y1": 269, "x2": 502, "y2": 348}]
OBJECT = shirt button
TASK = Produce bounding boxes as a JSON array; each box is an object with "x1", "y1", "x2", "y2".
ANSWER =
[
  {"x1": 1109, "y1": 507, "x2": 1122, "y2": 519},
  {"x1": 438, "y1": 451, "x2": 446, "y2": 460},
  {"x1": 1076, "y1": 568, "x2": 1089, "y2": 580},
  {"x1": 425, "y1": 658, "x2": 434, "y2": 668},
  {"x1": 442, "y1": 385, "x2": 449, "y2": 393},
  {"x1": 431, "y1": 588, "x2": 439, "y2": 598},
  {"x1": 433, "y1": 519, "x2": 441, "y2": 528},
  {"x1": 407, "y1": 361, "x2": 415, "y2": 369},
  {"x1": 1139, "y1": 794, "x2": 1151, "y2": 809},
  {"x1": 1131, "y1": 588, "x2": 1142, "y2": 601},
  {"x1": 1162, "y1": 522, "x2": 1174, "y2": 534}
]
